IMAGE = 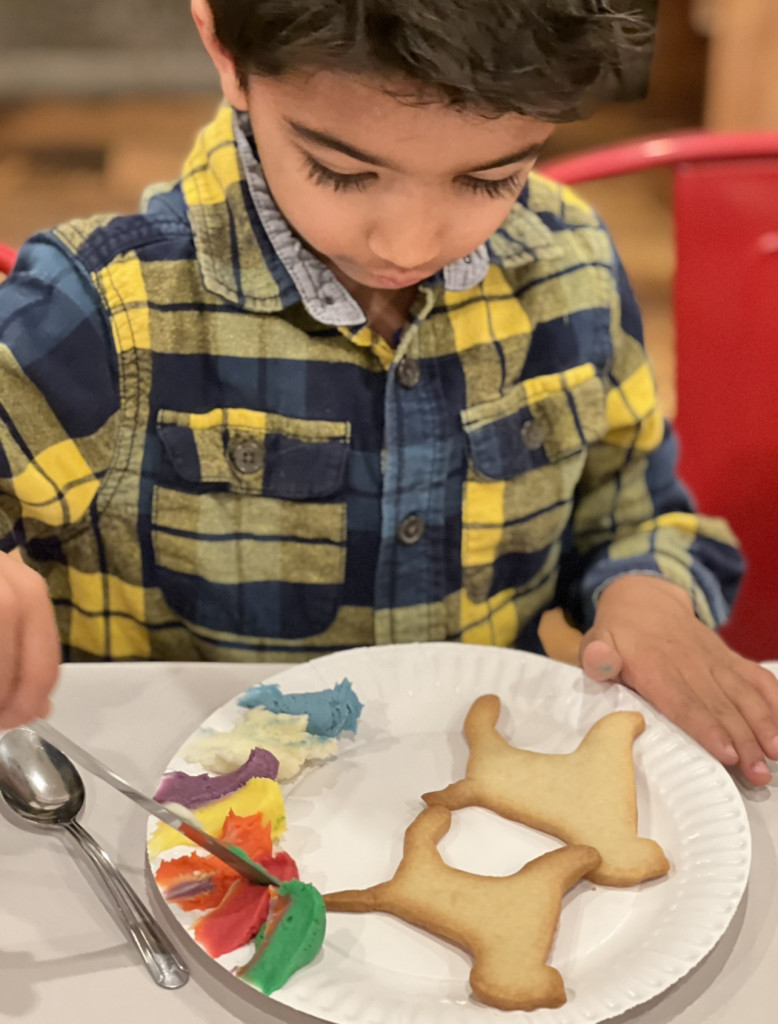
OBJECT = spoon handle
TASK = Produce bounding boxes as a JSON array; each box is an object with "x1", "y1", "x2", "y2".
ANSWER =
[{"x1": 65, "y1": 820, "x2": 189, "y2": 989}]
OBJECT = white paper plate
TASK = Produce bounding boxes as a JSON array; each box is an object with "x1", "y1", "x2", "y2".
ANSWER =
[{"x1": 147, "y1": 643, "x2": 751, "y2": 1024}]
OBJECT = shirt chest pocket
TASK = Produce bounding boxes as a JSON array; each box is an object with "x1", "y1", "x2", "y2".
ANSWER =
[
  {"x1": 152, "y1": 408, "x2": 350, "y2": 640},
  {"x1": 460, "y1": 364, "x2": 607, "y2": 602}
]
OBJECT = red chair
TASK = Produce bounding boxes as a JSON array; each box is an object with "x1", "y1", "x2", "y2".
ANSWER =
[
  {"x1": 0, "y1": 244, "x2": 16, "y2": 276},
  {"x1": 542, "y1": 132, "x2": 778, "y2": 660}
]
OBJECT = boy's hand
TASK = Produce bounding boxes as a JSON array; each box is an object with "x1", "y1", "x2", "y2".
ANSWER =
[
  {"x1": 580, "y1": 575, "x2": 778, "y2": 787},
  {"x1": 0, "y1": 552, "x2": 60, "y2": 729}
]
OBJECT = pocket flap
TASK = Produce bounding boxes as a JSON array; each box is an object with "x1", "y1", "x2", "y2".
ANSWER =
[
  {"x1": 461, "y1": 364, "x2": 606, "y2": 480},
  {"x1": 157, "y1": 408, "x2": 350, "y2": 499}
]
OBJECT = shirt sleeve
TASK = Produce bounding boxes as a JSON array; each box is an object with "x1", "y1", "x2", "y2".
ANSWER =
[
  {"x1": 558, "y1": 245, "x2": 744, "y2": 631},
  {"x1": 0, "y1": 233, "x2": 119, "y2": 551}
]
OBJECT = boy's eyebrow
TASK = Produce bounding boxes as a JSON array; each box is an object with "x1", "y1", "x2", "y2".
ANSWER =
[
  {"x1": 471, "y1": 143, "x2": 545, "y2": 172},
  {"x1": 286, "y1": 119, "x2": 544, "y2": 174},
  {"x1": 287, "y1": 120, "x2": 401, "y2": 169}
]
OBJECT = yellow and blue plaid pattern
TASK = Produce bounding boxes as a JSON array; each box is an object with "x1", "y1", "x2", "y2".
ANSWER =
[{"x1": 0, "y1": 107, "x2": 743, "y2": 662}]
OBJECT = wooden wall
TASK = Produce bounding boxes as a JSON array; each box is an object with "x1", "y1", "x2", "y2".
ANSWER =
[{"x1": 704, "y1": 0, "x2": 778, "y2": 129}]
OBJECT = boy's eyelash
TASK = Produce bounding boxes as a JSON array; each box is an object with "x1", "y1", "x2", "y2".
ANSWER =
[
  {"x1": 303, "y1": 154, "x2": 523, "y2": 200},
  {"x1": 304, "y1": 155, "x2": 374, "y2": 192},
  {"x1": 458, "y1": 172, "x2": 524, "y2": 199}
]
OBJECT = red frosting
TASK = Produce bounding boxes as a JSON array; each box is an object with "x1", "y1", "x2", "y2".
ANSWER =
[
  {"x1": 195, "y1": 881, "x2": 271, "y2": 957},
  {"x1": 155, "y1": 808, "x2": 301, "y2": 957},
  {"x1": 155, "y1": 810, "x2": 273, "y2": 912},
  {"x1": 194, "y1": 853, "x2": 299, "y2": 958}
]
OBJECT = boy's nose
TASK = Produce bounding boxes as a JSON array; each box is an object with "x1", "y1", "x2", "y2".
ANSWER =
[{"x1": 367, "y1": 219, "x2": 443, "y2": 272}]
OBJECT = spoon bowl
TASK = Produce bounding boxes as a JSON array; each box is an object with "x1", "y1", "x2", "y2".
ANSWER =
[
  {"x1": 0, "y1": 726, "x2": 188, "y2": 989},
  {"x1": 0, "y1": 727, "x2": 85, "y2": 824}
]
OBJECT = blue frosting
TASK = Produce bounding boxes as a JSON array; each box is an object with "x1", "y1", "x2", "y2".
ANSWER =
[{"x1": 237, "y1": 678, "x2": 363, "y2": 738}]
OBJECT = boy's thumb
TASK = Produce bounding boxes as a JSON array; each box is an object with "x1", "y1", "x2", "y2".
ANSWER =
[{"x1": 579, "y1": 631, "x2": 623, "y2": 683}]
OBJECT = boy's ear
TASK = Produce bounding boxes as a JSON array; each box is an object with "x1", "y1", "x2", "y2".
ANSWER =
[{"x1": 190, "y1": 0, "x2": 249, "y2": 111}]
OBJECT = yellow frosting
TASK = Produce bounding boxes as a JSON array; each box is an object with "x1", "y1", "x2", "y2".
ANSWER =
[{"x1": 148, "y1": 776, "x2": 286, "y2": 858}]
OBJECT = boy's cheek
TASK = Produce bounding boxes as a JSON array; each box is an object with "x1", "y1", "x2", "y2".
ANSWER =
[
  {"x1": 297, "y1": 213, "x2": 354, "y2": 265},
  {"x1": 281, "y1": 195, "x2": 362, "y2": 265}
]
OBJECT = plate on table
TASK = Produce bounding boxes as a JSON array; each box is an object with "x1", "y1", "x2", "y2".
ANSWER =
[{"x1": 146, "y1": 642, "x2": 751, "y2": 1024}]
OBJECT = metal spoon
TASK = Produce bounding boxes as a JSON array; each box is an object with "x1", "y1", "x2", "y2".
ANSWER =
[{"x1": 0, "y1": 726, "x2": 189, "y2": 989}]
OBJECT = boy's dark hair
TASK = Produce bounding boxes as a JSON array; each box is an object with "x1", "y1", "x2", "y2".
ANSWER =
[{"x1": 207, "y1": 0, "x2": 657, "y2": 122}]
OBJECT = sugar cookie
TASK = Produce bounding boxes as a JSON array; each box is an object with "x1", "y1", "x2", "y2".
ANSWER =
[
  {"x1": 423, "y1": 696, "x2": 669, "y2": 887},
  {"x1": 325, "y1": 805, "x2": 600, "y2": 1011}
]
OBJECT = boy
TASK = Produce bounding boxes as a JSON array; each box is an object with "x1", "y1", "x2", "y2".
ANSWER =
[{"x1": 1, "y1": 0, "x2": 776, "y2": 785}]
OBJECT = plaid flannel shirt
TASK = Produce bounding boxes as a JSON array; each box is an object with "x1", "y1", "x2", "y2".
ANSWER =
[{"x1": 0, "y1": 106, "x2": 743, "y2": 662}]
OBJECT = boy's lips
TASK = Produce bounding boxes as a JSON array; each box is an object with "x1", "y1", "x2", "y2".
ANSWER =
[
  {"x1": 368, "y1": 268, "x2": 433, "y2": 288},
  {"x1": 334, "y1": 256, "x2": 440, "y2": 290}
]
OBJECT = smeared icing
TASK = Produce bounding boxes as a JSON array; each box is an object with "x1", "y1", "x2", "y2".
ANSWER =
[
  {"x1": 157, "y1": 851, "x2": 235, "y2": 911},
  {"x1": 182, "y1": 706, "x2": 338, "y2": 782},
  {"x1": 237, "y1": 879, "x2": 327, "y2": 994},
  {"x1": 155, "y1": 808, "x2": 302, "y2": 958},
  {"x1": 154, "y1": 810, "x2": 271, "y2": 908},
  {"x1": 154, "y1": 679, "x2": 361, "y2": 994},
  {"x1": 238, "y1": 678, "x2": 363, "y2": 738},
  {"x1": 148, "y1": 777, "x2": 286, "y2": 858},
  {"x1": 154, "y1": 747, "x2": 279, "y2": 808},
  {"x1": 193, "y1": 852, "x2": 299, "y2": 958}
]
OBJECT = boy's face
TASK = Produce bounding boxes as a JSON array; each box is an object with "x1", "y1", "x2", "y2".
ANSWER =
[
  {"x1": 192, "y1": 1, "x2": 554, "y2": 292},
  {"x1": 239, "y1": 73, "x2": 555, "y2": 291}
]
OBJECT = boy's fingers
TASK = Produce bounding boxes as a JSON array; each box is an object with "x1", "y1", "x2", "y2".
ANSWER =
[
  {"x1": 13, "y1": 603, "x2": 60, "y2": 726},
  {"x1": 736, "y1": 660, "x2": 778, "y2": 733},
  {"x1": 579, "y1": 634, "x2": 623, "y2": 682},
  {"x1": 667, "y1": 696, "x2": 741, "y2": 770},
  {"x1": 0, "y1": 560, "x2": 60, "y2": 728},
  {"x1": 737, "y1": 754, "x2": 773, "y2": 787},
  {"x1": 629, "y1": 660, "x2": 771, "y2": 783},
  {"x1": 712, "y1": 664, "x2": 778, "y2": 764},
  {"x1": 641, "y1": 672, "x2": 741, "y2": 768},
  {"x1": 707, "y1": 694, "x2": 773, "y2": 785},
  {"x1": 0, "y1": 603, "x2": 21, "y2": 725},
  {"x1": 18, "y1": 575, "x2": 59, "y2": 724}
]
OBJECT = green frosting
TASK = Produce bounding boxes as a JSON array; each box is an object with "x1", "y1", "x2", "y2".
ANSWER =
[
  {"x1": 237, "y1": 879, "x2": 326, "y2": 994},
  {"x1": 227, "y1": 842, "x2": 281, "y2": 886}
]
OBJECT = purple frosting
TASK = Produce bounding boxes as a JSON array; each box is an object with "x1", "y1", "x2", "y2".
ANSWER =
[
  {"x1": 163, "y1": 878, "x2": 215, "y2": 900},
  {"x1": 154, "y1": 747, "x2": 280, "y2": 809}
]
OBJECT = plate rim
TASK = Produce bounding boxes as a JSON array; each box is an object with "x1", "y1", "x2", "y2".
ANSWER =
[{"x1": 146, "y1": 642, "x2": 752, "y2": 1024}]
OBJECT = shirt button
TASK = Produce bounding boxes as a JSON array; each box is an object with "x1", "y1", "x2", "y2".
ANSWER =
[
  {"x1": 463, "y1": 255, "x2": 472, "y2": 264},
  {"x1": 231, "y1": 438, "x2": 263, "y2": 475},
  {"x1": 397, "y1": 513, "x2": 425, "y2": 545},
  {"x1": 521, "y1": 419, "x2": 545, "y2": 451},
  {"x1": 397, "y1": 356, "x2": 421, "y2": 389}
]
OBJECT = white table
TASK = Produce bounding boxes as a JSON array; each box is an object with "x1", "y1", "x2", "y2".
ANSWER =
[{"x1": 1, "y1": 661, "x2": 776, "y2": 1024}]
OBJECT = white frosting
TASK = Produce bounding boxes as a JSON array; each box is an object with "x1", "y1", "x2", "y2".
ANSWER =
[{"x1": 183, "y1": 706, "x2": 339, "y2": 782}]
